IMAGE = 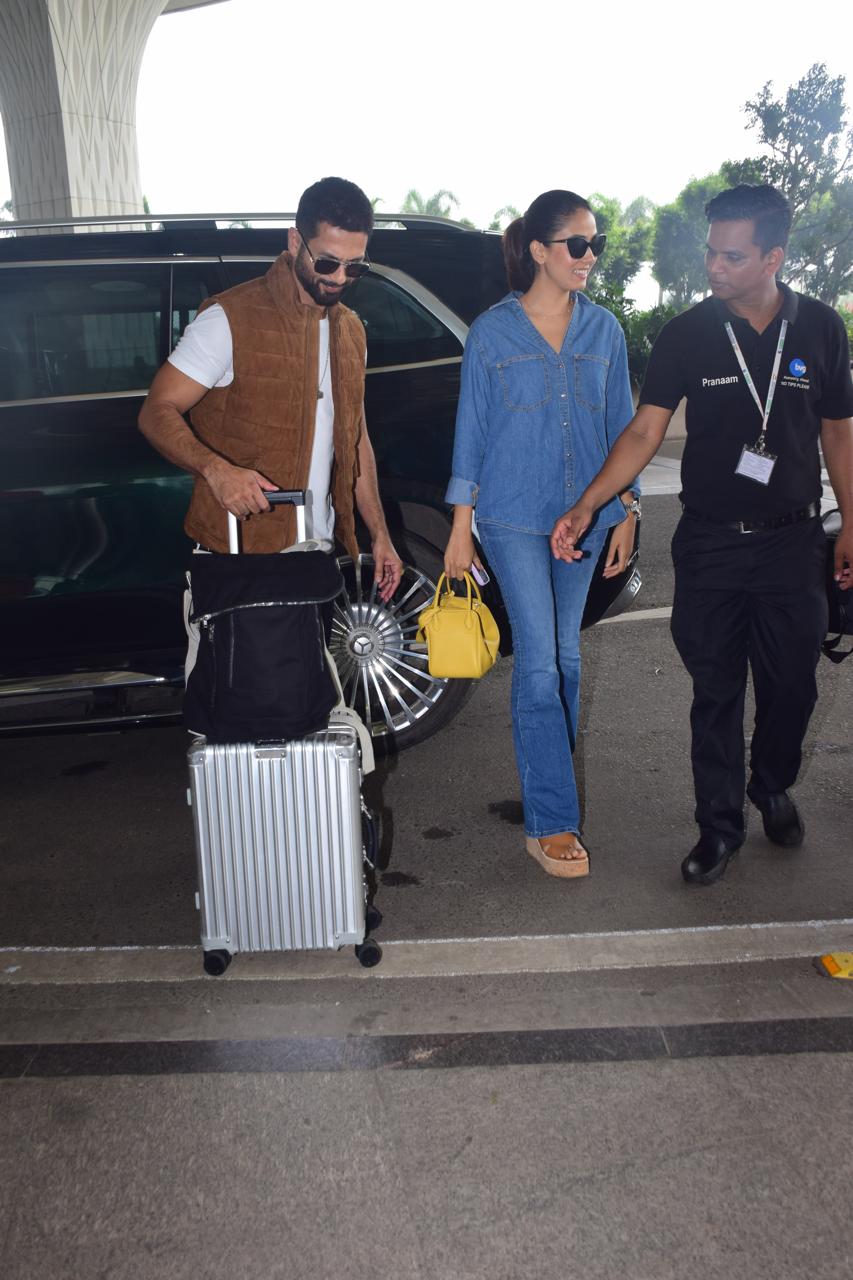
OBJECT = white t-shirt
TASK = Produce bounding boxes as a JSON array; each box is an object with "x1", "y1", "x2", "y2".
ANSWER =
[{"x1": 169, "y1": 303, "x2": 335, "y2": 544}]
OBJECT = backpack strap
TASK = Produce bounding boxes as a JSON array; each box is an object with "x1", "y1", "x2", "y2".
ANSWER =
[{"x1": 325, "y1": 646, "x2": 375, "y2": 774}]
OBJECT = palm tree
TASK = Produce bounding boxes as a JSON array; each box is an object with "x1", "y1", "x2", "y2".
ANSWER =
[
  {"x1": 488, "y1": 205, "x2": 520, "y2": 231},
  {"x1": 401, "y1": 188, "x2": 461, "y2": 219}
]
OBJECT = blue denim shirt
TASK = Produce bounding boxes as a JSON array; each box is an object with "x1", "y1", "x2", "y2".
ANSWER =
[{"x1": 445, "y1": 291, "x2": 638, "y2": 534}]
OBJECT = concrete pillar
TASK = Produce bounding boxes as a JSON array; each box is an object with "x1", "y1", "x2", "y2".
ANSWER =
[{"x1": 0, "y1": 0, "x2": 169, "y2": 221}]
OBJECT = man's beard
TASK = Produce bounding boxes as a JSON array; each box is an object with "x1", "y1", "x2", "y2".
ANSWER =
[{"x1": 293, "y1": 251, "x2": 348, "y2": 307}]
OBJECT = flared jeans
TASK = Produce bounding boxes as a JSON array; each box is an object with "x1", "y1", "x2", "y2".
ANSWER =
[{"x1": 478, "y1": 521, "x2": 608, "y2": 838}]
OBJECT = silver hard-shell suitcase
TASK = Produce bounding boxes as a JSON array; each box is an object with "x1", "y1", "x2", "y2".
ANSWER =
[{"x1": 187, "y1": 493, "x2": 381, "y2": 974}]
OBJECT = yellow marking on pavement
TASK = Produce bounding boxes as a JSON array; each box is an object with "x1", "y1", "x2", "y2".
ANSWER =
[{"x1": 817, "y1": 952, "x2": 853, "y2": 979}]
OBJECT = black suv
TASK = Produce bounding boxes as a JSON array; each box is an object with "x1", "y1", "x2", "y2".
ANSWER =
[{"x1": 0, "y1": 214, "x2": 641, "y2": 749}]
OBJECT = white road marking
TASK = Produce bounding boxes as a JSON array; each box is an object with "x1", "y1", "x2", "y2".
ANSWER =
[
  {"x1": 2, "y1": 918, "x2": 851, "y2": 984},
  {"x1": 599, "y1": 605, "x2": 672, "y2": 625}
]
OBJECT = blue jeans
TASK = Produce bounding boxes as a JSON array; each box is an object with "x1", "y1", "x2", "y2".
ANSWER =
[{"x1": 478, "y1": 521, "x2": 608, "y2": 838}]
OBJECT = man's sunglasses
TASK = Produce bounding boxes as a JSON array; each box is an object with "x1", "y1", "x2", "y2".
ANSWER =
[
  {"x1": 544, "y1": 233, "x2": 607, "y2": 259},
  {"x1": 297, "y1": 228, "x2": 371, "y2": 278}
]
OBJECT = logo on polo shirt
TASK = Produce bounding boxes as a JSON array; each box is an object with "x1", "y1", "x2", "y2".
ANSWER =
[
  {"x1": 701, "y1": 375, "x2": 739, "y2": 387},
  {"x1": 781, "y1": 355, "x2": 811, "y2": 391}
]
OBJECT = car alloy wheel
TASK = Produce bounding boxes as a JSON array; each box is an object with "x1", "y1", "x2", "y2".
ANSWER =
[{"x1": 329, "y1": 548, "x2": 474, "y2": 751}]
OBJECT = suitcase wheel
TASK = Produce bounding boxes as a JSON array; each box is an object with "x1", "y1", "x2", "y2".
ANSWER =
[
  {"x1": 203, "y1": 949, "x2": 232, "y2": 977},
  {"x1": 355, "y1": 939, "x2": 382, "y2": 968}
]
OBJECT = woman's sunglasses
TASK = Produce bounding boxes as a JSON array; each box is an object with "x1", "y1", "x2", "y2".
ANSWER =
[
  {"x1": 544, "y1": 233, "x2": 607, "y2": 259},
  {"x1": 297, "y1": 228, "x2": 371, "y2": 278}
]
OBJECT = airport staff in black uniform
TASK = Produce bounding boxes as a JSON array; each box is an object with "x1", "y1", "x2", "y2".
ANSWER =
[{"x1": 548, "y1": 184, "x2": 853, "y2": 885}]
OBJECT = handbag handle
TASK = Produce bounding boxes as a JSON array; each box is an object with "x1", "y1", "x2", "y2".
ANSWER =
[{"x1": 431, "y1": 571, "x2": 482, "y2": 612}]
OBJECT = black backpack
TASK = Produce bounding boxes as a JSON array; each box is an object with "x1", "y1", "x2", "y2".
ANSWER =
[{"x1": 184, "y1": 548, "x2": 344, "y2": 742}]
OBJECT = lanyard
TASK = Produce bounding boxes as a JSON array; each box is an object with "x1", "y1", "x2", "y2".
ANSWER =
[{"x1": 724, "y1": 318, "x2": 787, "y2": 451}]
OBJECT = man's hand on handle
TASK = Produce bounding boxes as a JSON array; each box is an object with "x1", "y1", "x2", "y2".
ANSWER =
[{"x1": 202, "y1": 457, "x2": 278, "y2": 518}]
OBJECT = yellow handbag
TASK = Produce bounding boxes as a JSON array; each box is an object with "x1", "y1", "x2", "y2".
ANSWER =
[{"x1": 416, "y1": 572, "x2": 500, "y2": 678}]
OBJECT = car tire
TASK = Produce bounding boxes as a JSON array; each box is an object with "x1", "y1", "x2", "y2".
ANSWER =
[{"x1": 330, "y1": 536, "x2": 477, "y2": 754}]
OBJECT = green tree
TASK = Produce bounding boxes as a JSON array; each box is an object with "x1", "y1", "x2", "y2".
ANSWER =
[
  {"x1": 623, "y1": 196, "x2": 655, "y2": 227},
  {"x1": 742, "y1": 62, "x2": 853, "y2": 219},
  {"x1": 733, "y1": 64, "x2": 853, "y2": 304},
  {"x1": 589, "y1": 280, "x2": 677, "y2": 388},
  {"x1": 589, "y1": 192, "x2": 652, "y2": 295},
  {"x1": 625, "y1": 301, "x2": 679, "y2": 388},
  {"x1": 787, "y1": 180, "x2": 853, "y2": 306},
  {"x1": 401, "y1": 188, "x2": 461, "y2": 218},
  {"x1": 488, "y1": 205, "x2": 519, "y2": 231},
  {"x1": 718, "y1": 157, "x2": 767, "y2": 189},
  {"x1": 650, "y1": 174, "x2": 727, "y2": 307}
]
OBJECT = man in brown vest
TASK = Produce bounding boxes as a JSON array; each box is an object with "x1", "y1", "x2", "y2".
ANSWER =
[{"x1": 138, "y1": 176, "x2": 402, "y2": 600}]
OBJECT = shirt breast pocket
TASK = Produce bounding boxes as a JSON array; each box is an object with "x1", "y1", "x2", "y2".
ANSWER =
[
  {"x1": 497, "y1": 354, "x2": 551, "y2": 411},
  {"x1": 574, "y1": 354, "x2": 608, "y2": 410}
]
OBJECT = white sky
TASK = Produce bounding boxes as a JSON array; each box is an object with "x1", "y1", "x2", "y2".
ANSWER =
[{"x1": 0, "y1": 0, "x2": 851, "y2": 228}]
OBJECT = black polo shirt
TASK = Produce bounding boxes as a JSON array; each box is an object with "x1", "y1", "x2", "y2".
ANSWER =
[{"x1": 639, "y1": 282, "x2": 853, "y2": 521}]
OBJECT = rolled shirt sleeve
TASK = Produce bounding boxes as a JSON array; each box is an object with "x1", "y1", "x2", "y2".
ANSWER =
[
  {"x1": 445, "y1": 328, "x2": 490, "y2": 507},
  {"x1": 605, "y1": 320, "x2": 641, "y2": 496}
]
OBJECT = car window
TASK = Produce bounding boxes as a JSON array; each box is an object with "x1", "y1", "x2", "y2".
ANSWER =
[
  {"x1": 343, "y1": 274, "x2": 462, "y2": 368},
  {"x1": 0, "y1": 264, "x2": 167, "y2": 401},
  {"x1": 170, "y1": 265, "x2": 219, "y2": 350},
  {"x1": 221, "y1": 261, "x2": 273, "y2": 288},
  {"x1": 220, "y1": 262, "x2": 462, "y2": 369}
]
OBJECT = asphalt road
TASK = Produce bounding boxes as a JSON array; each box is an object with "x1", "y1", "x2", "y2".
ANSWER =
[{"x1": 1, "y1": 492, "x2": 851, "y2": 951}]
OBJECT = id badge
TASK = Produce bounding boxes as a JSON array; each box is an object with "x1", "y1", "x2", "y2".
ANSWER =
[{"x1": 735, "y1": 444, "x2": 777, "y2": 486}]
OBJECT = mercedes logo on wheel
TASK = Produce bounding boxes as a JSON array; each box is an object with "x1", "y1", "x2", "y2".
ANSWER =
[{"x1": 352, "y1": 632, "x2": 375, "y2": 658}]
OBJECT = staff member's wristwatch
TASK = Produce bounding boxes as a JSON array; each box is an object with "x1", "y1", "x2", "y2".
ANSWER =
[{"x1": 622, "y1": 495, "x2": 642, "y2": 520}]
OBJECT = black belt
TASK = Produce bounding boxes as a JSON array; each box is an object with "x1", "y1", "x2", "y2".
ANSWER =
[{"x1": 681, "y1": 502, "x2": 820, "y2": 535}]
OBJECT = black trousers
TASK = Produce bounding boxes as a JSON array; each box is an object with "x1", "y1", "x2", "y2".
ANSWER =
[{"x1": 670, "y1": 513, "x2": 827, "y2": 844}]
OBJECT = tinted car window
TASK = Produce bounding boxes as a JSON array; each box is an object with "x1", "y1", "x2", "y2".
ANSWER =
[
  {"x1": 170, "y1": 264, "x2": 217, "y2": 350},
  {"x1": 221, "y1": 261, "x2": 462, "y2": 369},
  {"x1": 344, "y1": 274, "x2": 461, "y2": 368},
  {"x1": 0, "y1": 264, "x2": 166, "y2": 400},
  {"x1": 221, "y1": 260, "x2": 273, "y2": 288}
]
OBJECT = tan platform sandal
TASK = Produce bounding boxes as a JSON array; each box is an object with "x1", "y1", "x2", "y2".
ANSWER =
[{"x1": 526, "y1": 832, "x2": 590, "y2": 878}]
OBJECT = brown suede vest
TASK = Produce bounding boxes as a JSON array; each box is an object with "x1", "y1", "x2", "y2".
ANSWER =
[{"x1": 184, "y1": 252, "x2": 365, "y2": 555}]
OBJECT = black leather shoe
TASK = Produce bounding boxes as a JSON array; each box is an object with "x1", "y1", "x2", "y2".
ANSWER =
[
  {"x1": 681, "y1": 833, "x2": 742, "y2": 886},
  {"x1": 747, "y1": 786, "x2": 804, "y2": 847}
]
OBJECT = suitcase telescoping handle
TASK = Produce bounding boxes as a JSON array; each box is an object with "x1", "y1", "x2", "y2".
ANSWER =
[{"x1": 227, "y1": 490, "x2": 307, "y2": 554}]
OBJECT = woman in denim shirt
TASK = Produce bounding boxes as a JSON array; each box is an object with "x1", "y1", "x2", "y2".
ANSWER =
[{"x1": 444, "y1": 189, "x2": 639, "y2": 878}]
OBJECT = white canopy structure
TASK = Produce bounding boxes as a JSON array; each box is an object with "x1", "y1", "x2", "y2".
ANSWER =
[{"x1": 0, "y1": 0, "x2": 228, "y2": 221}]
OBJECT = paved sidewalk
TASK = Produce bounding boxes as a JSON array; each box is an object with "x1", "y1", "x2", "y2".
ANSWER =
[
  {"x1": 3, "y1": 959, "x2": 853, "y2": 1280},
  {"x1": 2, "y1": 484, "x2": 852, "y2": 1279}
]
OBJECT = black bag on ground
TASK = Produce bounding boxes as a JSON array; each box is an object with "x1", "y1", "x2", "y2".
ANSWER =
[
  {"x1": 184, "y1": 548, "x2": 344, "y2": 742},
  {"x1": 822, "y1": 509, "x2": 853, "y2": 664}
]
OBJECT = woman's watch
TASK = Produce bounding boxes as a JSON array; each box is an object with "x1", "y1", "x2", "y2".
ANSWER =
[{"x1": 622, "y1": 495, "x2": 642, "y2": 520}]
